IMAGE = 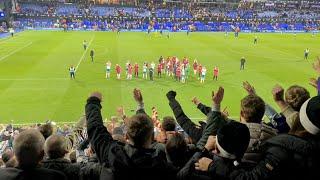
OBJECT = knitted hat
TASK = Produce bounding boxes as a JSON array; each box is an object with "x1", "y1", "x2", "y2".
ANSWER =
[
  {"x1": 216, "y1": 121, "x2": 250, "y2": 160},
  {"x1": 299, "y1": 96, "x2": 320, "y2": 135}
]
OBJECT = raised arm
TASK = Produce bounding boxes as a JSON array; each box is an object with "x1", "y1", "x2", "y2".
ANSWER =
[
  {"x1": 196, "y1": 87, "x2": 227, "y2": 149},
  {"x1": 86, "y1": 92, "x2": 114, "y2": 163},
  {"x1": 134, "y1": 88, "x2": 147, "y2": 115},
  {"x1": 167, "y1": 91, "x2": 203, "y2": 144},
  {"x1": 192, "y1": 97, "x2": 212, "y2": 116},
  {"x1": 310, "y1": 57, "x2": 320, "y2": 95}
]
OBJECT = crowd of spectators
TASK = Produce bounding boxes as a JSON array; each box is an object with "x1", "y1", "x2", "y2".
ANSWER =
[
  {"x1": 9, "y1": 1, "x2": 320, "y2": 32},
  {"x1": 0, "y1": 55, "x2": 320, "y2": 179}
]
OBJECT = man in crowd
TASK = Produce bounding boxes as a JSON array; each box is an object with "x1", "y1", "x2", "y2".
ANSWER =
[
  {"x1": 230, "y1": 95, "x2": 320, "y2": 180},
  {"x1": 42, "y1": 135, "x2": 81, "y2": 180},
  {"x1": 0, "y1": 129, "x2": 67, "y2": 180},
  {"x1": 85, "y1": 89, "x2": 176, "y2": 179},
  {"x1": 310, "y1": 57, "x2": 320, "y2": 95}
]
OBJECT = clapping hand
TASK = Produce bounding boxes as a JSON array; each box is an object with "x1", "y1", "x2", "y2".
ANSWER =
[
  {"x1": 133, "y1": 88, "x2": 143, "y2": 103},
  {"x1": 195, "y1": 157, "x2": 213, "y2": 172},
  {"x1": 212, "y1": 87, "x2": 224, "y2": 105},
  {"x1": 272, "y1": 85, "x2": 285, "y2": 102},
  {"x1": 243, "y1": 81, "x2": 256, "y2": 95}
]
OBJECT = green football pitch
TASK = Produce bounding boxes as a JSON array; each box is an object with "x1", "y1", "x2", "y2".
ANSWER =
[{"x1": 0, "y1": 31, "x2": 319, "y2": 125}]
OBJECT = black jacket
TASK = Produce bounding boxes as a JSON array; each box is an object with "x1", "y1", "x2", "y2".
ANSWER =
[
  {"x1": 41, "y1": 158, "x2": 81, "y2": 180},
  {"x1": 230, "y1": 134, "x2": 320, "y2": 180},
  {"x1": 85, "y1": 97, "x2": 176, "y2": 180},
  {"x1": 168, "y1": 98, "x2": 207, "y2": 144},
  {"x1": 177, "y1": 150, "x2": 253, "y2": 180},
  {"x1": 0, "y1": 167, "x2": 67, "y2": 180},
  {"x1": 80, "y1": 155, "x2": 107, "y2": 180}
]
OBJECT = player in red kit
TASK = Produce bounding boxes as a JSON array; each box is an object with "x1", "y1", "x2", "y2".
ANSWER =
[
  {"x1": 183, "y1": 57, "x2": 189, "y2": 66},
  {"x1": 116, "y1": 64, "x2": 121, "y2": 79},
  {"x1": 213, "y1": 66, "x2": 219, "y2": 81},
  {"x1": 176, "y1": 65, "x2": 181, "y2": 82},
  {"x1": 168, "y1": 60, "x2": 173, "y2": 77},
  {"x1": 161, "y1": 59, "x2": 165, "y2": 75},
  {"x1": 197, "y1": 64, "x2": 202, "y2": 80},
  {"x1": 172, "y1": 56, "x2": 177, "y2": 67},
  {"x1": 157, "y1": 63, "x2": 162, "y2": 78},
  {"x1": 193, "y1": 60, "x2": 198, "y2": 76},
  {"x1": 165, "y1": 56, "x2": 170, "y2": 75},
  {"x1": 134, "y1": 63, "x2": 139, "y2": 78}
]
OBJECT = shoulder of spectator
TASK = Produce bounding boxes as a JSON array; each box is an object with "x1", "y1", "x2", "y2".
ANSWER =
[{"x1": 280, "y1": 105, "x2": 298, "y2": 128}]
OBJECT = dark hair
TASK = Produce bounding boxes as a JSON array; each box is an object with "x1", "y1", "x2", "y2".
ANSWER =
[
  {"x1": 285, "y1": 85, "x2": 310, "y2": 111},
  {"x1": 127, "y1": 114, "x2": 154, "y2": 147},
  {"x1": 162, "y1": 116, "x2": 176, "y2": 131},
  {"x1": 38, "y1": 123, "x2": 53, "y2": 139},
  {"x1": 241, "y1": 95, "x2": 265, "y2": 123},
  {"x1": 165, "y1": 133, "x2": 188, "y2": 168}
]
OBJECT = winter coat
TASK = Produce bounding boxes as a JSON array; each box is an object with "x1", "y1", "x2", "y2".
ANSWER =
[
  {"x1": 0, "y1": 166, "x2": 67, "y2": 180},
  {"x1": 42, "y1": 158, "x2": 81, "y2": 180},
  {"x1": 168, "y1": 99, "x2": 208, "y2": 144},
  {"x1": 86, "y1": 96, "x2": 176, "y2": 180},
  {"x1": 243, "y1": 122, "x2": 277, "y2": 163},
  {"x1": 230, "y1": 134, "x2": 320, "y2": 180}
]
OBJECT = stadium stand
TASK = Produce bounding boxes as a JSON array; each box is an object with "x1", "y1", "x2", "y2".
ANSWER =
[
  {"x1": 9, "y1": 0, "x2": 320, "y2": 32},
  {"x1": 1, "y1": 1, "x2": 320, "y2": 180}
]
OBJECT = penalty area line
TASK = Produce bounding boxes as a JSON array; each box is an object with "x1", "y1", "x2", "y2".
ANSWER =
[
  {"x1": 75, "y1": 35, "x2": 95, "y2": 72},
  {"x1": 0, "y1": 42, "x2": 33, "y2": 62}
]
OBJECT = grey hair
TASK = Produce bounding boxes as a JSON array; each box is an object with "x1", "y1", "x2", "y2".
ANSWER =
[
  {"x1": 13, "y1": 129, "x2": 45, "y2": 167},
  {"x1": 44, "y1": 135, "x2": 68, "y2": 159}
]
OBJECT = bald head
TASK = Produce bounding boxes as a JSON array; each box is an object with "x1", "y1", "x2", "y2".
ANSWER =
[
  {"x1": 44, "y1": 135, "x2": 68, "y2": 159},
  {"x1": 13, "y1": 129, "x2": 45, "y2": 168}
]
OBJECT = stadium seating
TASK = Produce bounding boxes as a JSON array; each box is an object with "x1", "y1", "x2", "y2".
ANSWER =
[{"x1": 1, "y1": 1, "x2": 320, "y2": 180}]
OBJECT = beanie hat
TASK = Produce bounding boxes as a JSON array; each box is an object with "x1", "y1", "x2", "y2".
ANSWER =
[
  {"x1": 299, "y1": 96, "x2": 320, "y2": 135},
  {"x1": 216, "y1": 120, "x2": 250, "y2": 160}
]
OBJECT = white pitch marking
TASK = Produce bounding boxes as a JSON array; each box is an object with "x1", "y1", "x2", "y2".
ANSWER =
[
  {"x1": 75, "y1": 35, "x2": 95, "y2": 72},
  {"x1": 0, "y1": 42, "x2": 33, "y2": 62}
]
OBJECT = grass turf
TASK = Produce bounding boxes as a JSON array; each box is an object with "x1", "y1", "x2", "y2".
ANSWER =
[{"x1": 0, "y1": 30, "x2": 319, "y2": 124}]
